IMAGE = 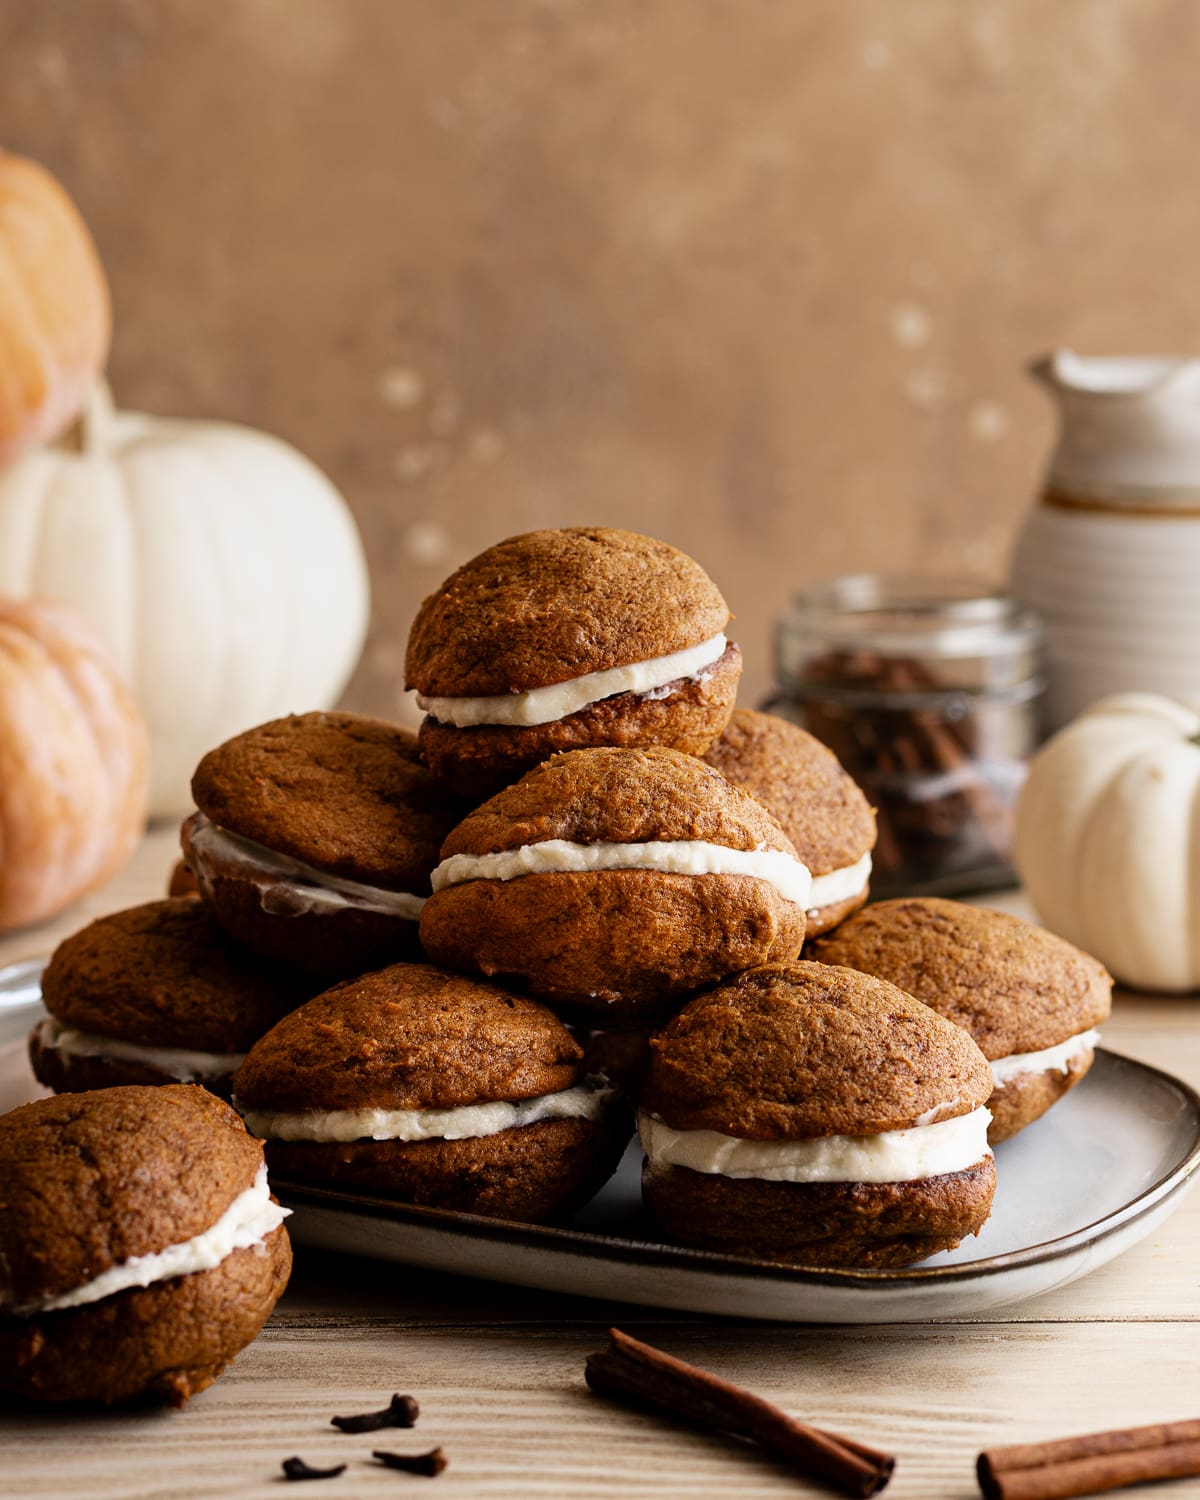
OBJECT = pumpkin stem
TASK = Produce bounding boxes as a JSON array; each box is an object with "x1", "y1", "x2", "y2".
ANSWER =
[{"x1": 56, "y1": 379, "x2": 116, "y2": 455}]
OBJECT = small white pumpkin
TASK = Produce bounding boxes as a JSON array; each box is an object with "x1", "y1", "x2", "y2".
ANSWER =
[
  {"x1": 1014, "y1": 693, "x2": 1200, "y2": 992},
  {"x1": 0, "y1": 385, "x2": 370, "y2": 816}
]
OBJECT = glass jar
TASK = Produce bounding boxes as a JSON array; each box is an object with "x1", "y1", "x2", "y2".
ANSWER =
[{"x1": 766, "y1": 576, "x2": 1044, "y2": 898}]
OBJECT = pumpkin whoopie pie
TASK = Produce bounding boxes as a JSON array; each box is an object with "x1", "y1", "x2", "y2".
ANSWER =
[
  {"x1": 405, "y1": 527, "x2": 743, "y2": 798},
  {"x1": 702, "y1": 709, "x2": 876, "y2": 935},
  {"x1": 29, "y1": 898, "x2": 310, "y2": 1099},
  {"x1": 182, "y1": 711, "x2": 467, "y2": 978},
  {"x1": 233, "y1": 963, "x2": 630, "y2": 1223},
  {"x1": 419, "y1": 746, "x2": 812, "y2": 1023},
  {"x1": 808, "y1": 898, "x2": 1112, "y2": 1144},
  {"x1": 0, "y1": 1085, "x2": 291, "y2": 1405},
  {"x1": 167, "y1": 859, "x2": 199, "y2": 898},
  {"x1": 639, "y1": 961, "x2": 996, "y2": 1269}
]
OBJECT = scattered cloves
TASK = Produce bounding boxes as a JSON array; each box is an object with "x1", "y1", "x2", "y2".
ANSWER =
[
  {"x1": 331, "y1": 1393, "x2": 420, "y2": 1433},
  {"x1": 281, "y1": 1456, "x2": 347, "y2": 1482},
  {"x1": 372, "y1": 1447, "x2": 449, "y2": 1477}
]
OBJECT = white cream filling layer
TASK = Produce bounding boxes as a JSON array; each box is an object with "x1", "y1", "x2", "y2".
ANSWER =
[
  {"x1": 415, "y1": 632, "x2": 728, "y2": 728},
  {"x1": 807, "y1": 851, "x2": 873, "y2": 913},
  {"x1": 990, "y1": 1028, "x2": 1101, "y2": 1088},
  {"x1": 189, "y1": 820, "x2": 426, "y2": 919},
  {"x1": 239, "y1": 1081, "x2": 612, "y2": 1144},
  {"x1": 431, "y1": 838, "x2": 813, "y2": 907},
  {"x1": 34, "y1": 1018, "x2": 244, "y2": 1082},
  {"x1": 11, "y1": 1166, "x2": 289, "y2": 1317},
  {"x1": 638, "y1": 1106, "x2": 993, "y2": 1185}
]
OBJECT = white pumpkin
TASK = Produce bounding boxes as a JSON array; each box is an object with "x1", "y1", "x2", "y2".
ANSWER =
[
  {"x1": 1014, "y1": 693, "x2": 1200, "y2": 992},
  {"x1": 0, "y1": 385, "x2": 370, "y2": 816}
]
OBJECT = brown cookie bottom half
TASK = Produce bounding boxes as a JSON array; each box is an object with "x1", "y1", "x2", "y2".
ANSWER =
[
  {"x1": 419, "y1": 869, "x2": 807, "y2": 1022},
  {"x1": 0, "y1": 1226, "x2": 291, "y2": 1406},
  {"x1": 182, "y1": 813, "x2": 424, "y2": 980},
  {"x1": 265, "y1": 1112, "x2": 631, "y2": 1225},
  {"x1": 642, "y1": 1157, "x2": 997, "y2": 1270},
  {"x1": 417, "y1": 642, "x2": 743, "y2": 800},
  {"x1": 988, "y1": 1050, "x2": 1094, "y2": 1144},
  {"x1": 804, "y1": 884, "x2": 870, "y2": 940},
  {"x1": 27, "y1": 1030, "x2": 238, "y2": 1101}
]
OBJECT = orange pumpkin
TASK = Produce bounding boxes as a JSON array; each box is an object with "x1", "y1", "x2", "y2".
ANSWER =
[
  {"x1": 0, "y1": 150, "x2": 111, "y2": 462},
  {"x1": 0, "y1": 600, "x2": 148, "y2": 931}
]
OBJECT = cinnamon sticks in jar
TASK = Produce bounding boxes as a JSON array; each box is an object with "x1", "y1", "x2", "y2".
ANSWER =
[{"x1": 769, "y1": 579, "x2": 1043, "y2": 898}]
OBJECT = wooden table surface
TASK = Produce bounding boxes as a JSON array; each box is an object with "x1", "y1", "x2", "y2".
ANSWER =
[{"x1": 2, "y1": 828, "x2": 1199, "y2": 1499}]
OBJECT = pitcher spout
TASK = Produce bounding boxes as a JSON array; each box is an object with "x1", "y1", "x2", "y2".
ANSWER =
[
  {"x1": 1026, "y1": 348, "x2": 1200, "y2": 499},
  {"x1": 1029, "y1": 349, "x2": 1200, "y2": 401}
]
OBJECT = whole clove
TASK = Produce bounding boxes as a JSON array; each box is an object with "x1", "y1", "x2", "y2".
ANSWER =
[
  {"x1": 281, "y1": 1456, "x2": 347, "y2": 1482},
  {"x1": 372, "y1": 1448, "x2": 449, "y2": 1477},
  {"x1": 331, "y1": 1393, "x2": 420, "y2": 1433}
]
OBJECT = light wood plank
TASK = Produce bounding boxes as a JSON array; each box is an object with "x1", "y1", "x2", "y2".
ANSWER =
[
  {"x1": 4, "y1": 840, "x2": 1200, "y2": 1497},
  {"x1": 3, "y1": 1321, "x2": 1199, "y2": 1499}
]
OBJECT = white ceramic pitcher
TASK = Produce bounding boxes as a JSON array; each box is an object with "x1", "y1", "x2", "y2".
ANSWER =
[{"x1": 1011, "y1": 351, "x2": 1200, "y2": 729}]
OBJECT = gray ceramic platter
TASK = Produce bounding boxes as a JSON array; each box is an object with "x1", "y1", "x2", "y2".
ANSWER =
[{"x1": 2, "y1": 958, "x2": 1198, "y2": 1323}]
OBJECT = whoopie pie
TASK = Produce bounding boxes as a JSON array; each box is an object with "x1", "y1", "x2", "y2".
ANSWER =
[
  {"x1": 702, "y1": 708, "x2": 876, "y2": 936},
  {"x1": 233, "y1": 963, "x2": 630, "y2": 1223},
  {"x1": 182, "y1": 711, "x2": 467, "y2": 978},
  {"x1": 418, "y1": 746, "x2": 812, "y2": 1022},
  {"x1": 808, "y1": 898, "x2": 1112, "y2": 1142},
  {"x1": 30, "y1": 898, "x2": 309, "y2": 1099},
  {"x1": 405, "y1": 527, "x2": 742, "y2": 798},
  {"x1": 639, "y1": 961, "x2": 996, "y2": 1268},
  {"x1": 0, "y1": 1086, "x2": 291, "y2": 1405}
]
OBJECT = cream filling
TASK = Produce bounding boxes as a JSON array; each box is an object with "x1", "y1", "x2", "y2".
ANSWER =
[
  {"x1": 238, "y1": 1080, "x2": 612, "y2": 1144},
  {"x1": 188, "y1": 819, "x2": 426, "y2": 919},
  {"x1": 33, "y1": 1017, "x2": 244, "y2": 1082},
  {"x1": 415, "y1": 633, "x2": 729, "y2": 728},
  {"x1": 431, "y1": 838, "x2": 813, "y2": 907},
  {"x1": 807, "y1": 851, "x2": 873, "y2": 913},
  {"x1": 638, "y1": 1106, "x2": 993, "y2": 1184},
  {"x1": 990, "y1": 1028, "x2": 1101, "y2": 1088},
  {"x1": 10, "y1": 1166, "x2": 289, "y2": 1317}
]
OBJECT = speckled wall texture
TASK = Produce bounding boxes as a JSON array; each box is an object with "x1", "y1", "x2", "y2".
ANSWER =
[{"x1": 3, "y1": 0, "x2": 1198, "y2": 716}]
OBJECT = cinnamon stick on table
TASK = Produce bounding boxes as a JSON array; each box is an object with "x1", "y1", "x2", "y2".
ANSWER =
[
  {"x1": 978, "y1": 1417, "x2": 1200, "y2": 1500},
  {"x1": 585, "y1": 1328, "x2": 894, "y2": 1497}
]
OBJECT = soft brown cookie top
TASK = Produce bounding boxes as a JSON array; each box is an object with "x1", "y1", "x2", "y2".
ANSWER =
[
  {"x1": 642, "y1": 961, "x2": 992, "y2": 1140},
  {"x1": 702, "y1": 710, "x2": 875, "y2": 874},
  {"x1": 191, "y1": 712, "x2": 468, "y2": 889},
  {"x1": 41, "y1": 898, "x2": 308, "y2": 1052},
  {"x1": 808, "y1": 898, "x2": 1113, "y2": 1058},
  {"x1": 405, "y1": 528, "x2": 730, "y2": 697},
  {"x1": 232, "y1": 963, "x2": 584, "y2": 1114},
  {"x1": 439, "y1": 747, "x2": 799, "y2": 859},
  {"x1": 0, "y1": 1085, "x2": 264, "y2": 1308}
]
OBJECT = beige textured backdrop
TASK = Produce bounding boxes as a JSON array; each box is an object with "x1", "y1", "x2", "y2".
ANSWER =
[{"x1": 4, "y1": 0, "x2": 1199, "y2": 717}]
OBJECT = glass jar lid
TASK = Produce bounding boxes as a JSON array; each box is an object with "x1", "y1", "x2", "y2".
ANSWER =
[{"x1": 775, "y1": 575, "x2": 1043, "y2": 696}]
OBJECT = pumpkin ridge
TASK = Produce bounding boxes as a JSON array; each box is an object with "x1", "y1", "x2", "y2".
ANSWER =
[
  {"x1": 37, "y1": 630, "x2": 112, "y2": 802},
  {"x1": 1016, "y1": 695, "x2": 1200, "y2": 991},
  {"x1": 0, "y1": 150, "x2": 111, "y2": 460},
  {"x1": 0, "y1": 235, "x2": 53, "y2": 405},
  {"x1": 0, "y1": 599, "x2": 148, "y2": 930}
]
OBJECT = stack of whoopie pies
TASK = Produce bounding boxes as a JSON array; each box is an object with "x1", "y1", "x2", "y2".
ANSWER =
[{"x1": 13, "y1": 521, "x2": 1115, "y2": 1376}]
